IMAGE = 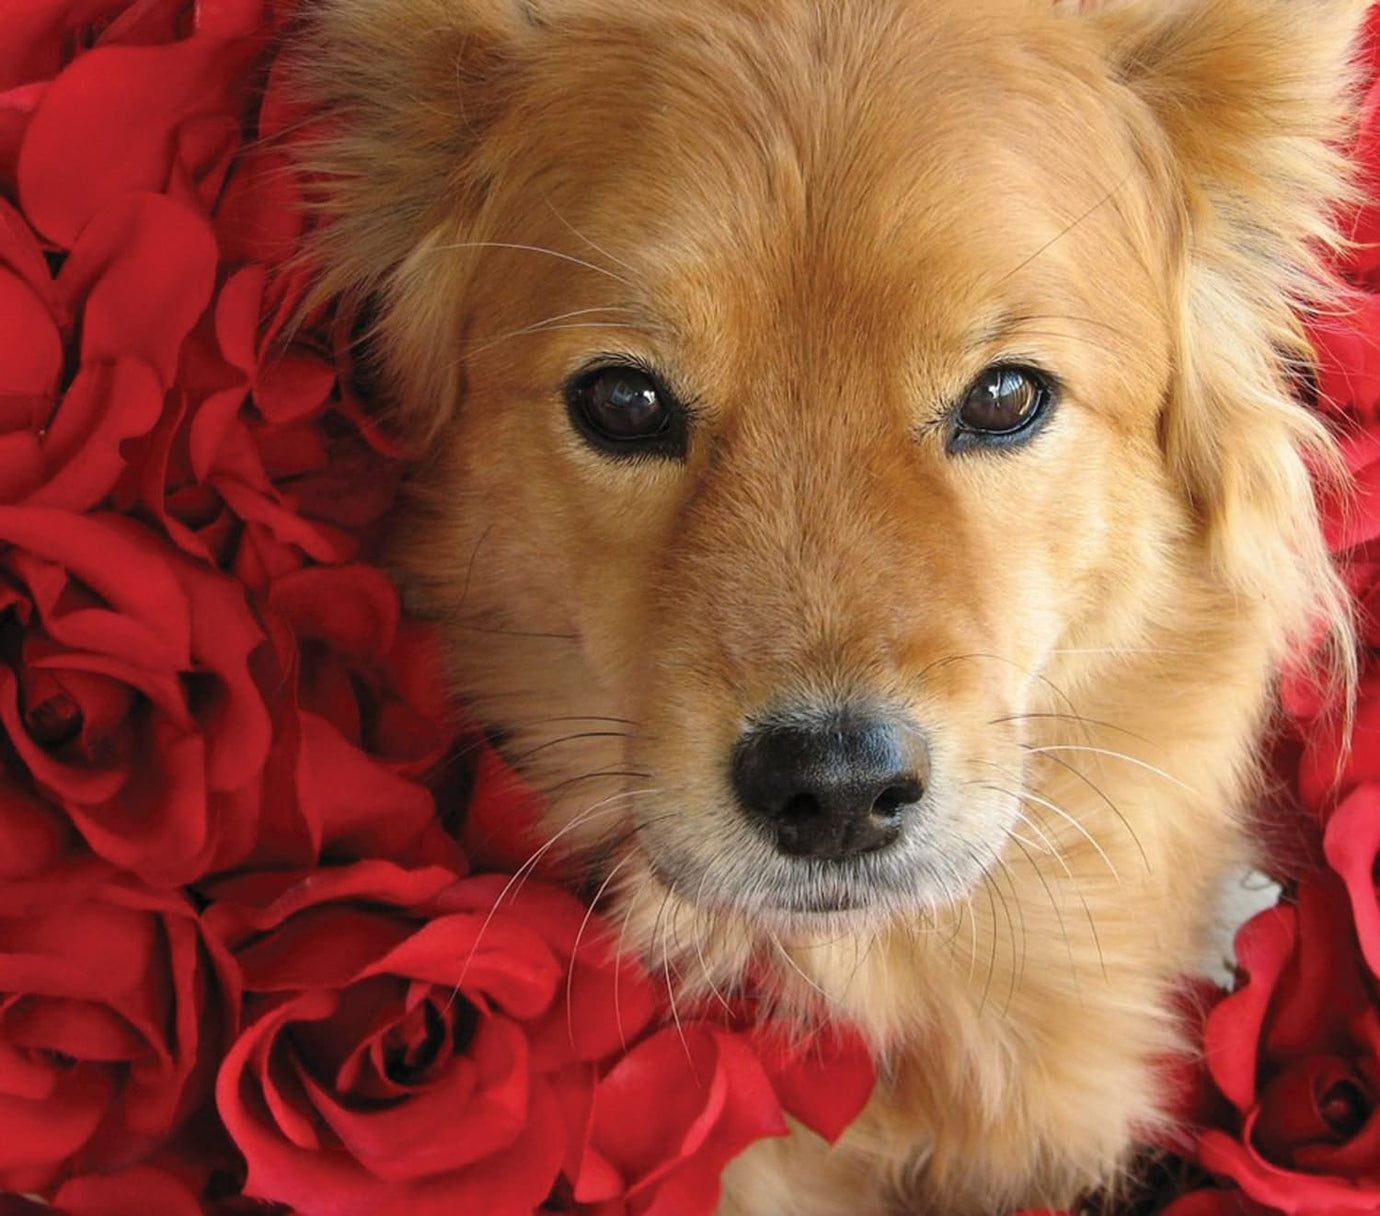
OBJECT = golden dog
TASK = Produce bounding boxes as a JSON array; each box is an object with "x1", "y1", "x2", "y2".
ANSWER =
[{"x1": 289, "y1": 0, "x2": 1365, "y2": 1209}]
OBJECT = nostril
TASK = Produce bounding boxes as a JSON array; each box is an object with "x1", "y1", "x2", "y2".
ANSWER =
[{"x1": 871, "y1": 780, "x2": 923, "y2": 821}]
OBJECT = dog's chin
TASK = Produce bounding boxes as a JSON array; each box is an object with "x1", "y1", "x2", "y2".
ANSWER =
[{"x1": 641, "y1": 838, "x2": 991, "y2": 934}]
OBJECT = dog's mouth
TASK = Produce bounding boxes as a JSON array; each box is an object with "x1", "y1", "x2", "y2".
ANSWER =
[{"x1": 634, "y1": 807, "x2": 1007, "y2": 926}]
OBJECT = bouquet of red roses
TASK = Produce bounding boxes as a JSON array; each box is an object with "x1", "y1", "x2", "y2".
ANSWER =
[{"x1": 0, "y1": 1, "x2": 1378, "y2": 1213}]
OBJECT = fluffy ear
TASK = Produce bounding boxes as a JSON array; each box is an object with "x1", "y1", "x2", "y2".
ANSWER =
[
  {"x1": 1086, "y1": 0, "x2": 1366, "y2": 667},
  {"x1": 284, "y1": 0, "x2": 535, "y2": 439}
]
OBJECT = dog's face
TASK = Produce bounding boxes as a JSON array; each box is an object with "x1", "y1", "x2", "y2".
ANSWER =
[
  {"x1": 428, "y1": 6, "x2": 1181, "y2": 920},
  {"x1": 302, "y1": 0, "x2": 1353, "y2": 934}
]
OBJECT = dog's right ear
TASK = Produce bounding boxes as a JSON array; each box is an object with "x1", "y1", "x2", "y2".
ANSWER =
[
  {"x1": 1072, "y1": 0, "x2": 1366, "y2": 682},
  {"x1": 286, "y1": 0, "x2": 536, "y2": 443}
]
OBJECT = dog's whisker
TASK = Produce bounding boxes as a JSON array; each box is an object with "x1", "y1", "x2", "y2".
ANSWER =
[
  {"x1": 976, "y1": 772, "x2": 1121, "y2": 882},
  {"x1": 542, "y1": 196, "x2": 641, "y2": 278},
  {"x1": 425, "y1": 239, "x2": 634, "y2": 287},
  {"x1": 566, "y1": 850, "x2": 638, "y2": 1051},
  {"x1": 975, "y1": 866, "x2": 1001, "y2": 1018},
  {"x1": 1046, "y1": 646, "x2": 1211, "y2": 657},
  {"x1": 989, "y1": 710, "x2": 1153, "y2": 746},
  {"x1": 652, "y1": 884, "x2": 696, "y2": 1071},
  {"x1": 500, "y1": 729, "x2": 639, "y2": 767},
  {"x1": 463, "y1": 305, "x2": 635, "y2": 356},
  {"x1": 995, "y1": 170, "x2": 1131, "y2": 285},
  {"x1": 450, "y1": 622, "x2": 580, "y2": 640},
  {"x1": 532, "y1": 768, "x2": 655, "y2": 798},
  {"x1": 961, "y1": 883, "x2": 981, "y2": 988},
  {"x1": 844, "y1": 920, "x2": 881, "y2": 994},
  {"x1": 1004, "y1": 310, "x2": 1139, "y2": 342},
  {"x1": 449, "y1": 787, "x2": 655, "y2": 1008},
  {"x1": 1015, "y1": 786, "x2": 1120, "y2": 883},
  {"x1": 1007, "y1": 834, "x2": 1083, "y2": 1005},
  {"x1": 1022, "y1": 743, "x2": 1198, "y2": 797},
  {"x1": 993, "y1": 855, "x2": 1028, "y2": 1015},
  {"x1": 523, "y1": 713, "x2": 641, "y2": 726},
  {"x1": 769, "y1": 928, "x2": 836, "y2": 1008},
  {"x1": 997, "y1": 796, "x2": 1110, "y2": 984},
  {"x1": 693, "y1": 869, "x2": 737, "y2": 1015},
  {"x1": 612, "y1": 871, "x2": 650, "y2": 1054},
  {"x1": 911, "y1": 651, "x2": 1090, "y2": 739},
  {"x1": 1024, "y1": 747, "x2": 1152, "y2": 873},
  {"x1": 1003, "y1": 327, "x2": 1132, "y2": 360},
  {"x1": 454, "y1": 524, "x2": 494, "y2": 618}
]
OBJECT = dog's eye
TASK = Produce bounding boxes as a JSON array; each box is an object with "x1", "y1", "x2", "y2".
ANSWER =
[
  {"x1": 951, "y1": 365, "x2": 1055, "y2": 451},
  {"x1": 567, "y1": 365, "x2": 685, "y2": 458}
]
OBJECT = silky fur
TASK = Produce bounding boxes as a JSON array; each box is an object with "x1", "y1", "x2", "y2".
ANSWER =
[{"x1": 288, "y1": 0, "x2": 1366, "y2": 1211}]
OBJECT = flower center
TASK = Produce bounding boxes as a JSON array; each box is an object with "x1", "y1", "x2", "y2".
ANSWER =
[
  {"x1": 24, "y1": 691, "x2": 83, "y2": 748},
  {"x1": 382, "y1": 997, "x2": 478, "y2": 1086},
  {"x1": 1319, "y1": 1077, "x2": 1371, "y2": 1138}
]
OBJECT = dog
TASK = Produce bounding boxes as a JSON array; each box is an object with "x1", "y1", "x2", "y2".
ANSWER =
[{"x1": 288, "y1": 0, "x2": 1365, "y2": 1210}]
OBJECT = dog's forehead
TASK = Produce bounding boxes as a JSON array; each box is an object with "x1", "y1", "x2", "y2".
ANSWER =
[{"x1": 502, "y1": 0, "x2": 1153, "y2": 382}]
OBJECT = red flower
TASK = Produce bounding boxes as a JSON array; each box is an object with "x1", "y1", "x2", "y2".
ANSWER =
[
  {"x1": 1327, "y1": 784, "x2": 1380, "y2": 981},
  {"x1": 29, "y1": 1163, "x2": 205, "y2": 1216},
  {"x1": 460, "y1": 740, "x2": 560, "y2": 879},
  {"x1": 14, "y1": 0, "x2": 268, "y2": 249},
  {"x1": 748, "y1": 1020, "x2": 877, "y2": 1147},
  {"x1": 0, "y1": 191, "x2": 217, "y2": 516},
  {"x1": 1161, "y1": 1191, "x2": 1275, "y2": 1215},
  {"x1": 569, "y1": 1017, "x2": 875, "y2": 1216},
  {"x1": 207, "y1": 862, "x2": 658, "y2": 1216},
  {"x1": 228, "y1": 564, "x2": 459, "y2": 871},
  {"x1": 0, "y1": 862, "x2": 234, "y2": 1194},
  {"x1": 571, "y1": 1024, "x2": 790, "y2": 1215},
  {"x1": 1313, "y1": 301, "x2": 1380, "y2": 424},
  {"x1": 0, "y1": 508, "x2": 273, "y2": 884},
  {"x1": 116, "y1": 261, "x2": 401, "y2": 585},
  {"x1": 1197, "y1": 876, "x2": 1380, "y2": 1212},
  {"x1": 1295, "y1": 669, "x2": 1380, "y2": 825}
]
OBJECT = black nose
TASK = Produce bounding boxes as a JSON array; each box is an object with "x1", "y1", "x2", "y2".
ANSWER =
[{"x1": 731, "y1": 711, "x2": 929, "y2": 860}]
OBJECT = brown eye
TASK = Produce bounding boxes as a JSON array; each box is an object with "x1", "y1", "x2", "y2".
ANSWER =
[
  {"x1": 567, "y1": 364, "x2": 686, "y2": 458},
  {"x1": 952, "y1": 365, "x2": 1055, "y2": 449}
]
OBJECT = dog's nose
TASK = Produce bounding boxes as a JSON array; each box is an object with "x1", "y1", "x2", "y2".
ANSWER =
[{"x1": 731, "y1": 712, "x2": 928, "y2": 860}]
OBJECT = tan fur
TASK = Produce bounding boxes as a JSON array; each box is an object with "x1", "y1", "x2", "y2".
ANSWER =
[{"x1": 287, "y1": 1, "x2": 1365, "y2": 1210}]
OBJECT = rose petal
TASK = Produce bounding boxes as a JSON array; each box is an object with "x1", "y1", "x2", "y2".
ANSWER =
[{"x1": 57, "y1": 192, "x2": 218, "y2": 385}]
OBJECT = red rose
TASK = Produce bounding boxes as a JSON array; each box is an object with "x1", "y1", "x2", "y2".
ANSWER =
[
  {"x1": 1197, "y1": 875, "x2": 1380, "y2": 1212},
  {"x1": 1162, "y1": 1191, "x2": 1275, "y2": 1215},
  {"x1": 571, "y1": 1023, "x2": 789, "y2": 1215},
  {"x1": 116, "y1": 262, "x2": 401, "y2": 585},
  {"x1": 0, "y1": 777, "x2": 78, "y2": 878},
  {"x1": 14, "y1": 0, "x2": 267, "y2": 249},
  {"x1": 1326, "y1": 784, "x2": 1380, "y2": 982},
  {"x1": 29, "y1": 1163, "x2": 205, "y2": 1216},
  {"x1": 460, "y1": 739, "x2": 561, "y2": 879},
  {"x1": 0, "y1": 191, "x2": 217, "y2": 517},
  {"x1": 1313, "y1": 298, "x2": 1380, "y2": 424},
  {"x1": 207, "y1": 862, "x2": 657, "y2": 1216},
  {"x1": 0, "y1": 862, "x2": 233, "y2": 1194},
  {"x1": 747, "y1": 1020, "x2": 876, "y2": 1147},
  {"x1": 567, "y1": 1017, "x2": 873, "y2": 1215},
  {"x1": 1297, "y1": 671, "x2": 1380, "y2": 823},
  {"x1": 226, "y1": 564, "x2": 459, "y2": 871},
  {"x1": 0, "y1": 508, "x2": 273, "y2": 884}
]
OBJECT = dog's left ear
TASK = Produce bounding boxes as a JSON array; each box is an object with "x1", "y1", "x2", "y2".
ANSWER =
[
  {"x1": 1081, "y1": 0, "x2": 1368, "y2": 663},
  {"x1": 286, "y1": 0, "x2": 542, "y2": 445}
]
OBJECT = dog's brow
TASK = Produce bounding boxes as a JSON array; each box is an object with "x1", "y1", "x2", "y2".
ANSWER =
[{"x1": 995, "y1": 172, "x2": 1132, "y2": 286}]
